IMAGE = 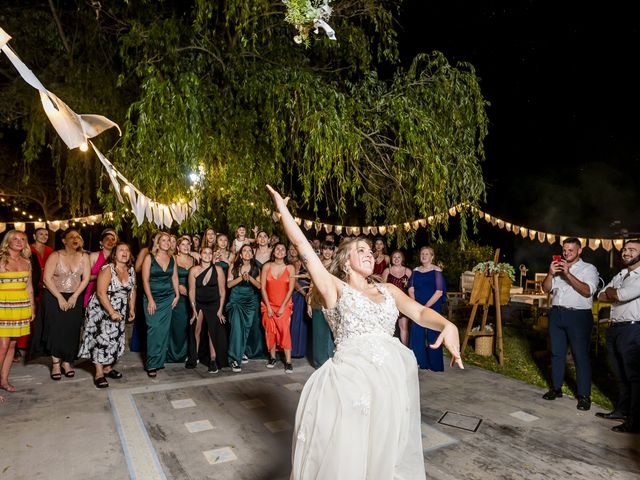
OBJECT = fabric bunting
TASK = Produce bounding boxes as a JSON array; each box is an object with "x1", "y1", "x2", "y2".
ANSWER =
[{"x1": 1, "y1": 26, "x2": 197, "y2": 229}]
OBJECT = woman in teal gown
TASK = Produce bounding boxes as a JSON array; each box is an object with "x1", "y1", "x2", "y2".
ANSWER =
[
  {"x1": 311, "y1": 241, "x2": 336, "y2": 367},
  {"x1": 142, "y1": 233, "x2": 179, "y2": 376},
  {"x1": 167, "y1": 236, "x2": 193, "y2": 363},
  {"x1": 226, "y1": 245, "x2": 264, "y2": 371},
  {"x1": 247, "y1": 231, "x2": 271, "y2": 358},
  {"x1": 214, "y1": 233, "x2": 234, "y2": 282}
]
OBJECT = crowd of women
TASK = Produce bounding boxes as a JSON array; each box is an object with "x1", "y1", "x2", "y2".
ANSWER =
[{"x1": 0, "y1": 224, "x2": 447, "y2": 398}]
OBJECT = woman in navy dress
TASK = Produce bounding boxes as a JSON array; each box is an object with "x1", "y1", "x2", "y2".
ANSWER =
[
  {"x1": 408, "y1": 246, "x2": 446, "y2": 371},
  {"x1": 288, "y1": 244, "x2": 309, "y2": 358}
]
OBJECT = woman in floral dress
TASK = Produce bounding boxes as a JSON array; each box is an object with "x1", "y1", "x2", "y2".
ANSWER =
[{"x1": 79, "y1": 243, "x2": 136, "y2": 388}]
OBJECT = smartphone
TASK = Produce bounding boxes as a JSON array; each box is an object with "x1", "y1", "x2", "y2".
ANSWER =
[{"x1": 552, "y1": 255, "x2": 562, "y2": 263}]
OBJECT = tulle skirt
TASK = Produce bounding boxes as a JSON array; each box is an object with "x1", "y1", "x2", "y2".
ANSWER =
[{"x1": 291, "y1": 333, "x2": 426, "y2": 479}]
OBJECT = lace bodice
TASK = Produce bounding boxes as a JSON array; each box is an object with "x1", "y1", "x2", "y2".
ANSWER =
[{"x1": 322, "y1": 283, "x2": 398, "y2": 346}]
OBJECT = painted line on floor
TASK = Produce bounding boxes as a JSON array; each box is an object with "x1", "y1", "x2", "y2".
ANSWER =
[
  {"x1": 108, "y1": 390, "x2": 137, "y2": 480},
  {"x1": 109, "y1": 389, "x2": 167, "y2": 480},
  {"x1": 124, "y1": 366, "x2": 313, "y2": 395},
  {"x1": 109, "y1": 366, "x2": 313, "y2": 479}
]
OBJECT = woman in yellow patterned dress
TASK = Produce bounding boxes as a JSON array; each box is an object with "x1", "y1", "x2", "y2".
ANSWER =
[{"x1": 0, "y1": 230, "x2": 34, "y2": 401}]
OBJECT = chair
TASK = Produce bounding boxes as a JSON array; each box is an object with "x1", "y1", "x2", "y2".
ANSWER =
[
  {"x1": 524, "y1": 273, "x2": 546, "y2": 294},
  {"x1": 445, "y1": 291, "x2": 469, "y2": 321},
  {"x1": 524, "y1": 279, "x2": 537, "y2": 294}
]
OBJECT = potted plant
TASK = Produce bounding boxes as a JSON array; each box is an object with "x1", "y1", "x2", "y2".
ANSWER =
[{"x1": 470, "y1": 261, "x2": 515, "y2": 305}]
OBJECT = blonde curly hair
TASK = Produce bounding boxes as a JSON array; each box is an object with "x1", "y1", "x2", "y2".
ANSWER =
[
  {"x1": 0, "y1": 230, "x2": 31, "y2": 266},
  {"x1": 307, "y1": 237, "x2": 379, "y2": 307},
  {"x1": 151, "y1": 232, "x2": 173, "y2": 257}
]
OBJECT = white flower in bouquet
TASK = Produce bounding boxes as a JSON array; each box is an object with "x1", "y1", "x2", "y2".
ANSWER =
[{"x1": 283, "y1": 0, "x2": 336, "y2": 45}]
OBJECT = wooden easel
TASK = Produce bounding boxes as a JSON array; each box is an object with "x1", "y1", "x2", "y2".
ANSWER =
[{"x1": 461, "y1": 249, "x2": 505, "y2": 366}]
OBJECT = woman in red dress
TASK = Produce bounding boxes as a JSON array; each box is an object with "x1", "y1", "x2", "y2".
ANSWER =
[
  {"x1": 382, "y1": 250, "x2": 413, "y2": 346},
  {"x1": 372, "y1": 237, "x2": 390, "y2": 276},
  {"x1": 260, "y1": 243, "x2": 295, "y2": 373},
  {"x1": 15, "y1": 228, "x2": 52, "y2": 354}
]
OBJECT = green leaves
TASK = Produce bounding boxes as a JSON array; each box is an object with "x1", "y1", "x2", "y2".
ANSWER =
[{"x1": 4, "y1": 1, "x2": 488, "y2": 244}]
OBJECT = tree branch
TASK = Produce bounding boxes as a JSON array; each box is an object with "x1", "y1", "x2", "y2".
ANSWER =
[
  {"x1": 48, "y1": 0, "x2": 72, "y2": 56},
  {"x1": 176, "y1": 45, "x2": 226, "y2": 71}
]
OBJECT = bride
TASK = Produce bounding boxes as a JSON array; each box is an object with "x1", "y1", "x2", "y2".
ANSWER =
[{"x1": 266, "y1": 186, "x2": 464, "y2": 479}]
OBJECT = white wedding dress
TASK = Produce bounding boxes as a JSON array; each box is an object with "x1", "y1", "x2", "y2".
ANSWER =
[{"x1": 291, "y1": 283, "x2": 426, "y2": 479}]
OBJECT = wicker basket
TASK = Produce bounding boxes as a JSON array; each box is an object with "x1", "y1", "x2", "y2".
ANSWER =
[
  {"x1": 474, "y1": 335, "x2": 494, "y2": 356},
  {"x1": 537, "y1": 315, "x2": 549, "y2": 329}
]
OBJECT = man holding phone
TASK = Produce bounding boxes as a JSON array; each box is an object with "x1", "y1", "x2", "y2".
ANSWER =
[
  {"x1": 541, "y1": 237, "x2": 599, "y2": 410},
  {"x1": 596, "y1": 239, "x2": 640, "y2": 433}
]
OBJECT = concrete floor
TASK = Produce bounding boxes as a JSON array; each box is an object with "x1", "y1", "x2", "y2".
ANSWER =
[{"x1": 2, "y1": 350, "x2": 639, "y2": 480}]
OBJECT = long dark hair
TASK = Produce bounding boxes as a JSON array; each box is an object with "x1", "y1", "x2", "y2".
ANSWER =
[
  {"x1": 107, "y1": 242, "x2": 135, "y2": 268},
  {"x1": 231, "y1": 244, "x2": 260, "y2": 279},
  {"x1": 269, "y1": 243, "x2": 289, "y2": 263}
]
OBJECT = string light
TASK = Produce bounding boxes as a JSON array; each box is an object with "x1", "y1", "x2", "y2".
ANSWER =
[{"x1": 286, "y1": 204, "x2": 625, "y2": 252}]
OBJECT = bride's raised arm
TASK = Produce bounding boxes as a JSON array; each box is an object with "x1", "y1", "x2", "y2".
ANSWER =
[{"x1": 267, "y1": 185, "x2": 339, "y2": 308}]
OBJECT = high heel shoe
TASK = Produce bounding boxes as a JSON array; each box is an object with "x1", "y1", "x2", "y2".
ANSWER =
[
  {"x1": 104, "y1": 369, "x2": 122, "y2": 379},
  {"x1": 61, "y1": 363, "x2": 75, "y2": 378},
  {"x1": 50, "y1": 361, "x2": 62, "y2": 381},
  {"x1": 93, "y1": 377, "x2": 109, "y2": 389}
]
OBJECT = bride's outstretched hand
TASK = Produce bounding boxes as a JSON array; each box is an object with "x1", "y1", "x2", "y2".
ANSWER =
[
  {"x1": 266, "y1": 185, "x2": 289, "y2": 210},
  {"x1": 430, "y1": 322, "x2": 464, "y2": 369}
]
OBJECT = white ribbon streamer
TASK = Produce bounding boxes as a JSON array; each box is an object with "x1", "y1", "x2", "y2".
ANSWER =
[
  {"x1": 0, "y1": 30, "x2": 120, "y2": 150},
  {"x1": 90, "y1": 141, "x2": 123, "y2": 203},
  {"x1": 313, "y1": 19, "x2": 336, "y2": 40}
]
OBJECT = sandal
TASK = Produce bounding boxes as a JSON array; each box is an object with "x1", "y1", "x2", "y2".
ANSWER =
[
  {"x1": 0, "y1": 383, "x2": 16, "y2": 392},
  {"x1": 50, "y1": 361, "x2": 62, "y2": 381},
  {"x1": 104, "y1": 369, "x2": 123, "y2": 379},
  {"x1": 93, "y1": 377, "x2": 109, "y2": 389},
  {"x1": 61, "y1": 364, "x2": 75, "y2": 378},
  {"x1": 146, "y1": 369, "x2": 157, "y2": 378}
]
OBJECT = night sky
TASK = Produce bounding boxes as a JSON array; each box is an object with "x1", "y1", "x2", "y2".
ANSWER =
[{"x1": 401, "y1": 1, "x2": 640, "y2": 239}]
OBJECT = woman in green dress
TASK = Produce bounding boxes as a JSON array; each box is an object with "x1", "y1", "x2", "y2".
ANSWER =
[
  {"x1": 226, "y1": 245, "x2": 263, "y2": 372},
  {"x1": 311, "y1": 241, "x2": 336, "y2": 368},
  {"x1": 253, "y1": 231, "x2": 272, "y2": 267},
  {"x1": 214, "y1": 234, "x2": 234, "y2": 278},
  {"x1": 142, "y1": 232, "x2": 179, "y2": 377},
  {"x1": 167, "y1": 236, "x2": 193, "y2": 363}
]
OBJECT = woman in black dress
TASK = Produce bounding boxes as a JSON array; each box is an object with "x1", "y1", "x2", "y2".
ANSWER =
[
  {"x1": 187, "y1": 246, "x2": 227, "y2": 372},
  {"x1": 33, "y1": 229, "x2": 91, "y2": 380}
]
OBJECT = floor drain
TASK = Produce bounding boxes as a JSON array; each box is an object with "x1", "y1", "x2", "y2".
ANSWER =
[{"x1": 437, "y1": 411, "x2": 482, "y2": 432}]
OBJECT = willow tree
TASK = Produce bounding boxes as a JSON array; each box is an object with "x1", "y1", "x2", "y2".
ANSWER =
[{"x1": 3, "y1": 0, "x2": 488, "y2": 242}]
